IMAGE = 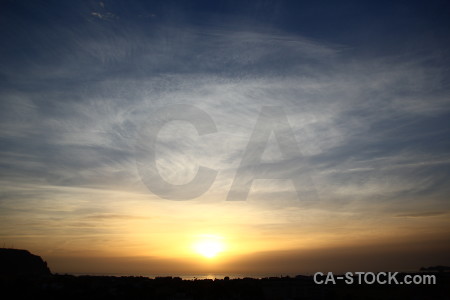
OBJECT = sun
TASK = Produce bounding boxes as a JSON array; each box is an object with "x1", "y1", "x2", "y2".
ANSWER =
[{"x1": 192, "y1": 235, "x2": 225, "y2": 259}]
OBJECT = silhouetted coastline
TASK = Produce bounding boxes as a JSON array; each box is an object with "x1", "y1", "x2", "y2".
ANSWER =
[
  {"x1": 2, "y1": 272, "x2": 450, "y2": 300},
  {"x1": 1, "y1": 249, "x2": 449, "y2": 299}
]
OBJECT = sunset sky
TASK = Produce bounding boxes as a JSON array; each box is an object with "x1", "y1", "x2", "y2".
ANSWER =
[{"x1": 1, "y1": 0, "x2": 449, "y2": 275}]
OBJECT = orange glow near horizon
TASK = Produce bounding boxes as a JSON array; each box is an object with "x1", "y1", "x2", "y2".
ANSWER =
[{"x1": 2, "y1": 186, "x2": 450, "y2": 275}]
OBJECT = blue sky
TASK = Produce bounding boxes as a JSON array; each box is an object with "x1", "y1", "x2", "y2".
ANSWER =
[{"x1": 0, "y1": 0, "x2": 449, "y2": 273}]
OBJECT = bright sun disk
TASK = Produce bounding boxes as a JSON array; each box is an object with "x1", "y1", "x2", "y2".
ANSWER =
[{"x1": 193, "y1": 236, "x2": 224, "y2": 258}]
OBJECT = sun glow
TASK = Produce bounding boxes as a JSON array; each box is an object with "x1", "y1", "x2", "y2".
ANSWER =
[{"x1": 193, "y1": 235, "x2": 225, "y2": 259}]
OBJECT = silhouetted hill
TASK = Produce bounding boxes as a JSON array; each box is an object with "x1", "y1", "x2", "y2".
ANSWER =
[{"x1": 0, "y1": 248, "x2": 51, "y2": 277}]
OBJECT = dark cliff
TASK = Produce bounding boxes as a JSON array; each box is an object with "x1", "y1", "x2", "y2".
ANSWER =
[{"x1": 0, "y1": 248, "x2": 51, "y2": 277}]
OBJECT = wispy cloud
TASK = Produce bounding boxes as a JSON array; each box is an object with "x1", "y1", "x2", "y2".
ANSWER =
[
  {"x1": 1, "y1": 1, "x2": 449, "y2": 262},
  {"x1": 395, "y1": 211, "x2": 448, "y2": 218},
  {"x1": 1, "y1": 24, "x2": 449, "y2": 205}
]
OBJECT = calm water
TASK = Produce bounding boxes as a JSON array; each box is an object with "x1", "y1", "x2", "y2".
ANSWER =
[
  {"x1": 68, "y1": 269, "x2": 420, "y2": 279},
  {"x1": 69, "y1": 273, "x2": 303, "y2": 280}
]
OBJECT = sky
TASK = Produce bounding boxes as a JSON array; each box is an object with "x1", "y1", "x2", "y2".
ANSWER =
[{"x1": 1, "y1": 0, "x2": 450, "y2": 275}]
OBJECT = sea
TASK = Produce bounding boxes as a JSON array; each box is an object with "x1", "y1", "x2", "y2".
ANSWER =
[{"x1": 68, "y1": 273, "x2": 304, "y2": 280}]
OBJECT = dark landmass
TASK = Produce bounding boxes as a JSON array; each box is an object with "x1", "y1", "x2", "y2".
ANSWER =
[
  {"x1": 1, "y1": 273, "x2": 449, "y2": 300},
  {"x1": 420, "y1": 265, "x2": 450, "y2": 272},
  {"x1": 0, "y1": 248, "x2": 51, "y2": 277},
  {"x1": 1, "y1": 249, "x2": 449, "y2": 299}
]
